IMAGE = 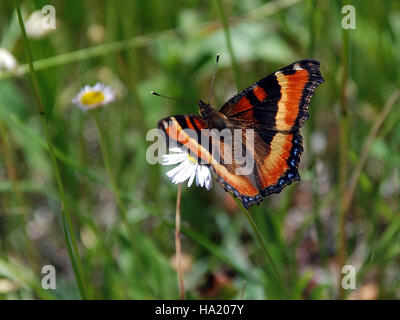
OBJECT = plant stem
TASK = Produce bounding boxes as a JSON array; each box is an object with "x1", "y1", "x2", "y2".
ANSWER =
[
  {"x1": 343, "y1": 90, "x2": 400, "y2": 214},
  {"x1": 175, "y1": 184, "x2": 185, "y2": 299},
  {"x1": 239, "y1": 280, "x2": 247, "y2": 300},
  {"x1": 0, "y1": 123, "x2": 29, "y2": 243},
  {"x1": 94, "y1": 114, "x2": 158, "y2": 297},
  {"x1": 338, "y1": 3, "x2": 349, "y2": 298},
  {"x1": 94, "y1": 115, "x2": 133, "y2": 290},
  {"x1": 234, "y1": 198, "x2": 290, "y2": 299},
  {"x1": 14, "y1": 0, "x2": 87, "y2": 299},
  {"x1": 94, "y1": 115, "x2": 127, "y2": 218}
]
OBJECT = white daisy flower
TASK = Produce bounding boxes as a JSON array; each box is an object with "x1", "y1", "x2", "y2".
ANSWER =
[
  {"x1": 162, "y1": 146, "x2": 212, "y2": 190},
  {"x1": 72, "y1": 82, "x2": 115, "y2": 111}
]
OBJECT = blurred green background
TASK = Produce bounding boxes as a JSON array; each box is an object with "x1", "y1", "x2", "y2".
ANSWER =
[{"x1": 0, "y1": 0, "x2": 399, "y2": 300}]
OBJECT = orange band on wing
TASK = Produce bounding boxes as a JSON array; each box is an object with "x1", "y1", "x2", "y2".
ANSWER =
[
  {"x1": 192, "y1": 118, "x2": 207, "y2": 129},
  {"x1": 230, "y1": 96, "x2": 254, "y2": 115},
  {"x1": 252, "y1": 85, "x2": 267, "y2": 102},
  {"x1": 275, "y1": 69, "x2": 308, "y2": 131},
  {"x1": 228, "y1": 86, "x2": 267, "y2": 117},
  {"x1": 257, "y1": 133, "x2": 292, "y2": 188}
]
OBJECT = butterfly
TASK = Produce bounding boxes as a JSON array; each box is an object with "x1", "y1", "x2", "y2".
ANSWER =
[{"x1": 158, "y1": 59, "x2": 324, "y2": 209}]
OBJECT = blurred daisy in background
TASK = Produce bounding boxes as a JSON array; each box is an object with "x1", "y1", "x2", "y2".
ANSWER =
[
  {"x1": 72, "y1": 82, "x2": 115, "y2": 111},
  {"x1": 162, "y1": 147, "x2": 212, "y2": 190},
  {"x1": 87, "y1": 24, "x2": 106, "y2": 44},
  {"x1": 0, "y1": 48, "x2": 18, "y2": 75},
  {"x1": 25, "y1": 10, "x2": 55, "y2": 39}
]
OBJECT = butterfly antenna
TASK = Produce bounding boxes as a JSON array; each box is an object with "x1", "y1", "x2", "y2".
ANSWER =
[
  {"x1": 151, "y1": 91, "x2": 196, "y2": 106},
  {"x1": 206, "y1": 53, "x2": 220, "y2": 103}
]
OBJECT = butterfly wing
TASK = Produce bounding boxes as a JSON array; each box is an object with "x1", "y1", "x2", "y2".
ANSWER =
[
  {"x1": 158, "y1": 115, "x2": 209, "y2": 162},
  {"x1": 158, "y1": 115, "x2": 261, "y2": 202},
  {"x1": 213, "y1": 59, "x2": 323, "y2": 208},
  {"x1": 220, "y1": 59, "x2": 323, "y2": 130}
]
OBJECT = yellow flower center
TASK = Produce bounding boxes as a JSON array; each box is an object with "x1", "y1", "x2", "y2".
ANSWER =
[
  {"x1": 81, "y1": 91, "x2": 105, "y2": 106},
  {"x1": 187, "y1": 153, "x2": 197, "y2": 164}
]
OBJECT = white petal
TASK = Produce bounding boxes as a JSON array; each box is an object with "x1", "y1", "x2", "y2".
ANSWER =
[
  {"x1": 162, "y1": 152, "x2": 186, "y2": 165},
  {"x1": 174, "y1": 161, "x2": 195, "y2": 184},
  {"x1": 196, "y1": 165, "x2": 204, "y2": 187},
  {"x1": 197, "y1": 165, "x2": 212, "y2": 190},
  {"x1": 93, "y1": 82, "x2": 103, "y2": 91},
  {"x1": 166, "y1": 161, "x2": 187, "y2": 181},
  {"x1": 167, "y1": 160, "x2": 192, "y2": 185},
  {"x1": 200, "y1": 165, "x2": 207, "y2": 181},
  {"x1": 103, "y1": 86, "x2": 115, "y2": 103},
  {"x1": 169, "y1": 147, "x2": 184, "y2": 153},
  {"x1": 188, "y1": 163, "x2": 198, "y2": 187},
  {"x1": 204, "y1": 167, "x2": 212, "y2": 190}
]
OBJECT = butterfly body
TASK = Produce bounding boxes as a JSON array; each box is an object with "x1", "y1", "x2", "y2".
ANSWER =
[
  {"x1": 158, "y1": 59, "x2": 324, "y2": 209},
  {"x1": 198, "y1": 100, "x2": 229, "y2": 130}
]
